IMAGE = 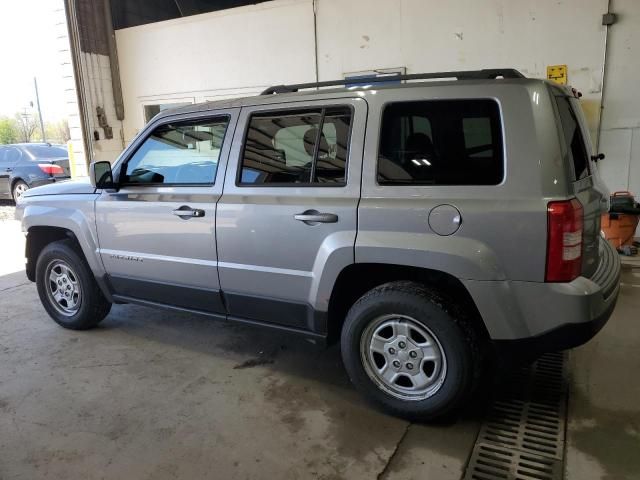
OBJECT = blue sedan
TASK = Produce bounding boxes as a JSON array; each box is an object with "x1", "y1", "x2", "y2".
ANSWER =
[{"x1": 0, "y1": 143, "x2": 71, "y2": 202}]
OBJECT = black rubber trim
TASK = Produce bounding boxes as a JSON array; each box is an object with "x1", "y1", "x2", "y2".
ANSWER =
[
  {"x1": 494, "y1": 295, "x2": 618, "y2": 358},
  {"x1": 111, "y1": 294, "x2": 326, "y2": 345},
  {"x1": 109, "y1": 275, "x2": 225, "y2": 314},
  {"x1": 224, "y1": 291, "x2": 327, "y2": 333}
]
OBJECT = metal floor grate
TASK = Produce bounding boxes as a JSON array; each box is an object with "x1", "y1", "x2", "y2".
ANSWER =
[{"x1": 464, "y1": 352, "x2": 568, "y2": 480}]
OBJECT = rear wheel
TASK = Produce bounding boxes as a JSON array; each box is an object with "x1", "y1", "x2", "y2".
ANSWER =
[
  {"x1": 36, "y1": 239, "x2": 111, "y2": 330},
  {"x1": 12, "y1": 180, "x2": 28, "y2": 202},
  {"x1": 341, "y1": 281, "x2": 482, "y2": 421}
]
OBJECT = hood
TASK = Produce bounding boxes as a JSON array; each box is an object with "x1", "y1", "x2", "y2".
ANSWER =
[{"x1": 23, "y1": 178, "x2": 96, "y2": 197}]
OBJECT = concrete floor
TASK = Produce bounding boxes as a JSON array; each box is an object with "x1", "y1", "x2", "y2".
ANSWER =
[{"x1": 0, "y1": 199, "x2": 638, "y2": 479}]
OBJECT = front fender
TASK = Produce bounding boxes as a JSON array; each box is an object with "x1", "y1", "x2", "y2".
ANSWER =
[{"x1": 21, "y1": 194, "x2": 105, "y2": 277}]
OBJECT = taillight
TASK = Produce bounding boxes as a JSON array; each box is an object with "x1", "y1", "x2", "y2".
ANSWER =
[
  {"x1": 545, "y1": 198, "x2": 584, "y2": 282},
  {"x1": 38, "y1": 164, "x2": 64, "y2": 175}
]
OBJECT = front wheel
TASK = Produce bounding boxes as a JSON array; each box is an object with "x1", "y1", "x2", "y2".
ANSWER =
[
  {"x1": 341, "y1": 281, "x2": 482, "y2": 421},
  {"x1": 36, "y1": 239, "x2": 111, "y2": 330}
]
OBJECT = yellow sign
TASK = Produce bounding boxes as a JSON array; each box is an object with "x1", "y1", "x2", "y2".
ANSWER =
[
  {"x1": 547, "y1": 65, "x2": 567, "y2": 85},
  {"x1": 67, "y1": 141, "x2": 76, "y2": 179}
]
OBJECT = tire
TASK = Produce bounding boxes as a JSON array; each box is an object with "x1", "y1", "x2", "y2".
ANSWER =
[
  {"x1": 12, "y1": 180, "x2": 28, "y2": 203},
  {"x1": 340, "y1": 281, "x2": 483, "y2": 421},
  {"x1": 35, "y1": 239, "x2": 111, "y2": 330}
]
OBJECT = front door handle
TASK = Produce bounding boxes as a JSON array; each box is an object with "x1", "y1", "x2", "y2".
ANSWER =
[
  {"x1": 294, "y1": 210, "x2": 338, "y2": 225},
  {"x1": 5, "y1": 168, "x2": 11, "y2": 172},
  {"x1": 172, "y1": 206, "x2": 205, "y2": 219}
]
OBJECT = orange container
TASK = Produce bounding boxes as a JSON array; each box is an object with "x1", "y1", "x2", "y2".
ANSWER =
[{"x1": 601, "y1": 212, "x2": 639, "y2": 249}]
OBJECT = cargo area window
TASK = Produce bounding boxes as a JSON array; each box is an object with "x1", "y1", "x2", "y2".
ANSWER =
[
  {"x1": 554, "y1": 96, "x2": 590, "y2": 180},
  {"x1": 239, "y1": 106, "x2": 352, "y2": 186},
  {"x1": 122, "y1": 117, "x2": 229, "y2": 185},
  {"x1": 378, "y1": 99, "x2": 504, "y2": 185}
]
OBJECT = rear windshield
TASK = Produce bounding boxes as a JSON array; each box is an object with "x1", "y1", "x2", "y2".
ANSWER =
[
  {"x1": 23, "y1": 145, "x2": 68, "y2": 159},
  {"x1": 554, "y1": 96, "x2": 590, "y2": 180}
]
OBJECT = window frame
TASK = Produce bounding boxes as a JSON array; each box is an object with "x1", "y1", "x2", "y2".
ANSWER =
[
  {"x1": 118, "y1": 114, "x2": 231, "y2": 188},
  {"x1": 375, "y1": 98, "x2": 506, "y2": 187},
  {"x1": 235, "y1": 104, "x2": 354, "y2": 188},
  {"x1": 551, "y1": 91, "x2": 591, "y2": 182}
]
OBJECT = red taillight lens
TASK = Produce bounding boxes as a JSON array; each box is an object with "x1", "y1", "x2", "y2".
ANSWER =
[
  {"x1": 545, "y1": 198, "x2": 584, "y2": 282},
  {"x1": 38, "y1": 164, "x2": 64, "y2": 175}
]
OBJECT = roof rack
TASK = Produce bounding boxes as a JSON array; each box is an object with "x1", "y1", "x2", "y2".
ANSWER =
[{"x1": 261, "y1": 69, "x2": 526, "y2": 95}]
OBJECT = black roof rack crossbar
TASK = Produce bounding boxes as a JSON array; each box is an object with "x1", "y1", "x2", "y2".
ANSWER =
[{"x1": 261, "y1": 69, "x2": 526, "y2": 95}]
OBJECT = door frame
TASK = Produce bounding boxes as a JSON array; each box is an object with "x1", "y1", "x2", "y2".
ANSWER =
[
  {"x1": 216, "y1": 96, "x2": 368, "y2": 333},
  {"x1": 96, "y1": 107, "x2": 240, "y2": 313}
]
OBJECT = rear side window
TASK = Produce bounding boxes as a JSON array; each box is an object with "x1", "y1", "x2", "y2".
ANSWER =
[
  {"x1": 122, "y1": 117, "x2": 229, "y2": 185},
  {"x1": 5, "y1": 147, "x2": 22, "y2": 164},
  {"x1": 239, "y1": 106, "x2": 352, "y2": 185},
  {"x1": 555, "y1": 96, "x2": 590, "y2": 180},
  {"x1": 378, "y1": 99, "x2": 503, "y2": 185}
]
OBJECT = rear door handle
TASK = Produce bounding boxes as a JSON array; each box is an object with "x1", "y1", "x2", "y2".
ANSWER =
[
  {"x1": 294, "y1": 210, "x2": 338, "y2": 224},
  {"x1": 5, "y1": 168, "x2": 11, "y2": 172},
  {"x1": 172, "y1": 206, "x2": 205, "y2": 219}
]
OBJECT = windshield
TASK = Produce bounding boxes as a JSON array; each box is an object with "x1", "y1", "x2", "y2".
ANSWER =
[{"x1": 23, "y1": 145, "x2": 68, "y2": 159}]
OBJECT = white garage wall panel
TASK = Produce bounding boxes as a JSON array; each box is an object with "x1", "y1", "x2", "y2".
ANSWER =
[
  {"x1": 113, "y1": 0, "x2": 639, "y2": 225},
  {"x1": 316, "y1": 0, "x2": 608, "y2": 136},
  {"x1": 115, "y1": 0, "x2": 316, "y2": 143},
  {"x1": 598, "y1": 0, "x2": 640, "y2": 199}
]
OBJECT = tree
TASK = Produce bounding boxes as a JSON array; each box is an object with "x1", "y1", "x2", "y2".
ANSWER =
[
  {"x1": 44, "y1": 119, "x2": 71, "y2": 144},
  {"x1": 54, "y1": 119, "x2": 71, "y2": 143},
  {"x1": 14, "y1": 112, "x2": 39, "y2": 143},
  {"x1": 0, "y1": 117, "x2": 17, "y2": 144}
]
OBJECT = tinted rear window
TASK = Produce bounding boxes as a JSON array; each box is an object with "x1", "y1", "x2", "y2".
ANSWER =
[
  {"x1": 554, "y1": 96, "x2": 590, "y2": 180},
  {"x1": 24, "y1": 145, "x2": 68, "y2": 159},
  {"x1": 378, "y1": 99, "x2": 503, "y2": 185}
]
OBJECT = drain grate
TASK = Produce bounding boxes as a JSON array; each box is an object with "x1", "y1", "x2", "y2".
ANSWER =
[
  {"x1": 464, "y1": 352, "x2": 568, "y2": 480},
  {"x1": 466, "y1": 444, "x2": 562, "y2": 480}
]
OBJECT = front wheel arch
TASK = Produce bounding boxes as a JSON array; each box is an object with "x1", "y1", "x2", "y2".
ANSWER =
[{"x1": 26, "y1": 226, "x2": 82, "y2": 281}]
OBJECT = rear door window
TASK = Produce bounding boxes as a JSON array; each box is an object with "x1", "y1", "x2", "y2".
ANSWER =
[
  {"x1": 378, "y1": 99, "x2": 503, "y2": 185},
  {"x1": 555, "y1": 96, "x2": 590, "y2": 180},
  {"x1": 239, "y1": 106, "x2": 352, "y2": 185}
]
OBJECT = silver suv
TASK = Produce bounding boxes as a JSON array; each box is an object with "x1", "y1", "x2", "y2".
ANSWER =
[{"x1": 16, "y1": 69, "x2": 621, "y2": 420}]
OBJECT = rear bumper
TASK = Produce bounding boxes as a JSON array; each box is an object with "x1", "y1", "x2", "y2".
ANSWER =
[
  {"x1": 462, "y1": 239, "x2": 621, "y2": 352},
  {"x1": 493, "y1": 290, "x2": 618, "y2": 358}
]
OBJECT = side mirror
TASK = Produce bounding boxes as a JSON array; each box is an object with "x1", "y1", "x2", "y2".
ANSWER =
[{"x1": 89, "y1": 161, "x2": 116, "y2": 189}]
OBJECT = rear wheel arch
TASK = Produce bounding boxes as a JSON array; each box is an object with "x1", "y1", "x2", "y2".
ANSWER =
[
  {"x1": 10, "y1": 178, "x2": 28, "y2": 200},
  {"x1": 327, "y1": 263, "x2": 489, "y2": 343}
]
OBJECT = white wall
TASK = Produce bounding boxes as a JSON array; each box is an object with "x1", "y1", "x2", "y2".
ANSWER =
[
  {"x1": 113, "y1": 0, "x2": 639, "y2": 216},
  {"x1": 115, "y1": 0, "x2": 317, "y2": 144},
  {"x1": 317, "y1": 0, "x2": 608, "y2": 137},
  {"x1": 598, "y1": 0, "x2": 640, "y2": 200}
]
